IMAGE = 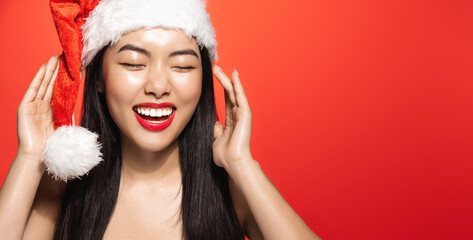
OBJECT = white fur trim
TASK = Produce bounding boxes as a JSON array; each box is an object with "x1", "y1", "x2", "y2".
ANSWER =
[
  {"x1": 82, "y1": 0, "x2": 217, "y2": 67},
  {"x1": 41, "y1": 126, "x2": 103, "y2": 182}
]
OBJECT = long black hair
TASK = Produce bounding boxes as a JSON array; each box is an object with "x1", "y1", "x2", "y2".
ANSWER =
[{"x1": 53, "y1": 45, "x2": 245, "y2": 240}]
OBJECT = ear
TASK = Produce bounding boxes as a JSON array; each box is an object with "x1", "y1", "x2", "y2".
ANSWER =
[
  {"x1": 95, "y1": 69, "x2": 104, "y2": 93},
  {"x1": 96, "y1": 81, "x2": 104, "y2": 93}
]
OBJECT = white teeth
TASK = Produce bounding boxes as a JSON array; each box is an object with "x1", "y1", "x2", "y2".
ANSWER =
[
  {"x1": 147, "y1": 119, "x2": 167, "y2": 123},
  {"x1": 150, "y1": 109, "x2": 157, "y2": 117},
  {"x1": 134, "y1": 107, "x2": 173, "y2": 117}
]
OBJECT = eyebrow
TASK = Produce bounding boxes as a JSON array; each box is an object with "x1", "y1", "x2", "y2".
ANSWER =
[
  {"x1": 118, "y1": 44, "x2": 151, "y2": 57},
  {"x1": 169, "y1": 49, "x2": 199, "y2": 59},
  {"x1": 117, "y1": 44, "x2": 199, "y2": 59}
]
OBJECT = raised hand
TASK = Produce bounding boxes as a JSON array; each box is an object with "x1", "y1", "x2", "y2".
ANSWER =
[
  {"x1": 17, "y1": 56, "x2": 59, "y2": 160},
  {"x1": 211, "y1": 66, "x2": 321, "y2": 240},
  {"x1": 212, "y1": 65, "x2": 254, "y2": 171}
]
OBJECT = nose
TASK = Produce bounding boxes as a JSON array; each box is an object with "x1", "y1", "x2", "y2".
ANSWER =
[{"x1": 144, "y1": 64, "x2": 171, "y2": 98}]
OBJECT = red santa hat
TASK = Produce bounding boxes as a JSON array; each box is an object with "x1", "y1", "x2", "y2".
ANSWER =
[{"x1": 43, "y1": 0, "x2": 217, "y2": 182}]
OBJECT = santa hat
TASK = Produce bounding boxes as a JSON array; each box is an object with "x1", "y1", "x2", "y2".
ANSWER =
[{"x1": 43, "y1": 0, "x2": 217, "y2": 182}]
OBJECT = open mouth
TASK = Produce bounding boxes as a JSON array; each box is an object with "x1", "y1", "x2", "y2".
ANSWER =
[{"x1": 133, "y1": 106, "x2": 176, "y2": 123}]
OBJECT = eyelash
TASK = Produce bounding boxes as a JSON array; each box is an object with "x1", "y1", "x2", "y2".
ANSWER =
[
  {"x1": 175, "y1": 66, "x2": 195, "y2": 70},
  {"x1": 120, "y1": 63, "x2": 145, "y2": 69},
  {"x1": 119, "y1": 63, "x2": 194, "y2": 71}
]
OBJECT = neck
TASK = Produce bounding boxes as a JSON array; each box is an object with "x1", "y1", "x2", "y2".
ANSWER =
[{"x1": 120, "y1": 135, "x2": 181, "y2": 186}]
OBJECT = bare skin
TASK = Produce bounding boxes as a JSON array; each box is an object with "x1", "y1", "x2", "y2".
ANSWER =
[
  {"x1": 0, "y1": 28, "x2": 321, "y2": 240},
  {"x1": 0, "y1": 55, "x2": 62, "y2": 239}
]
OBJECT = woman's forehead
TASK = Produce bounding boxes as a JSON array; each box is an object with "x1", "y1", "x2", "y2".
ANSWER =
[{"x1": 113, "y1": 27, "x2": 199, "y2": 52}]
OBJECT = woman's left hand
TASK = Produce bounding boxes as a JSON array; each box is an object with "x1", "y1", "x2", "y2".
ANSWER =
[
  {"x1": 212, "y1": 65, "x2": 254, "y2": 171},
  {"x1": 212, "y1": 66, "x2": 322, "y2": 240}
]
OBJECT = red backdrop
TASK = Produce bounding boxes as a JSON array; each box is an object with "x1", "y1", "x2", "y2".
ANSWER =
[{"x1": 1, "y1": 0, "x2": 472, "y2": 239}]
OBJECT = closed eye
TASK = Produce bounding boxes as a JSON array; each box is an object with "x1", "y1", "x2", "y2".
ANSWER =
[
  {"x1": 120, "y1": 63, "x2": 146, "y2": 70},
  {"x1": 173, "y1": 66, "x2": 195, "y2": 72},
  {"x1": 175, "y1": 66, "x2": 194, "y2": 70}
]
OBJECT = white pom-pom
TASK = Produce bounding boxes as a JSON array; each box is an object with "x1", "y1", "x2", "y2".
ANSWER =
[{"x1": 41, "y1": 126, "x2": 103, "y2": 182}]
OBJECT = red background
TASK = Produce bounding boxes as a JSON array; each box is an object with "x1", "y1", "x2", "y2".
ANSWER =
[{"x1": 1, "y1": 0, "x2": 472, "y2": 239}]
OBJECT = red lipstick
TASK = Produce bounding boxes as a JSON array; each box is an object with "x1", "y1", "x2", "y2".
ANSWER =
[{"x1": 133, "y1": 103, "x2": 176, "y2": 131}]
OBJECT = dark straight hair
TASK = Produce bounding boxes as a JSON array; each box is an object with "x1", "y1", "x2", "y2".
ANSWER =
[{"x1": 53, "y1": 46, "x2": 245, "y2": 240}]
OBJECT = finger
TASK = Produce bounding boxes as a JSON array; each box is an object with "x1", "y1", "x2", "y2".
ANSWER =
[
  {"x1": 224, "y1": 92, "x2": 235, "y2": 129},
  {"x1": 44, "y1": 57, "x2": 60, "y2": 103},
  {"x1": 224, "y1": 91, "x2": 231, "y2": 116},
  {"x1": 232, "y1": 69, "x2": 250, "y2": 109},
  {"x1": 21, "y1": 64, "x2": 46, "y2": 103},
  {"x1": 214, "y1": 121, "x2": 224, "y2": 140},
  {"x1": 213, "y1": 65, "x2": 237, "y2": 106},
  {"x1": 36, "y1": 56, "x2": 58, "y2": 100}
]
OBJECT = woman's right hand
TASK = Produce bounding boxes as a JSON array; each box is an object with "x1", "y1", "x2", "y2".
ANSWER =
[{"x1": 16, "y1": 56, "x2": 59, "y2": 161}]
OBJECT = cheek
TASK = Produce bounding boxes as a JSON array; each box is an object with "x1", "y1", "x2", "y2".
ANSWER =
[
  {"x1": 172, "y1": 72, "x2": 202, "y2": 107},
  {"x1": 103, "y1": 67, "x2": 143, "y2": 121}
]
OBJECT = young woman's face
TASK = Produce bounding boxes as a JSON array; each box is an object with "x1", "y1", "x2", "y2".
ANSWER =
[{"x1": 102, "y1": 27, "x2": 202, "y2": 152}]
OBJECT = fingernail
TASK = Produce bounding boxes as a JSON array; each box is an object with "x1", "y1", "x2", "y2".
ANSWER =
[
  {"x1": 214, "y1": 65, "x2": 222, "y2": 71},
  {"x1": 233, "y1": 69, "x2": 239, "y2": 77}
]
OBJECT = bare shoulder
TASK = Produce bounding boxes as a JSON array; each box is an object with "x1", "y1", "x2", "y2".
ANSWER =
[
  {"x1": 22, "y1": 173, "x2": 65, "y2": 239},
  {"x1": 228, "y1": 177, "x2": 264, "y2": 240}
]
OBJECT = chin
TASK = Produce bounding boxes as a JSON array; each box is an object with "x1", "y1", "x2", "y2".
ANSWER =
[{"x1": 133, "y1": 135, "x2": 179, "y2": 153}]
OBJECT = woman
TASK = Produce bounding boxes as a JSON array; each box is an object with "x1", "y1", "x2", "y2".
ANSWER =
[{"x1": 0, "y1": 0, "x2": 321, "y2": 239}]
